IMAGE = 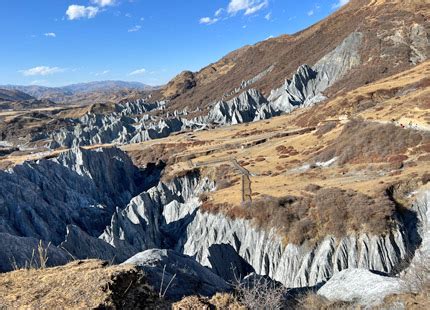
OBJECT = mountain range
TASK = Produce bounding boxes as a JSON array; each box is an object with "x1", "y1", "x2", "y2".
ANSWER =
[{"x1": 0, "y1": 80, "x2": 155, "y2": 106}]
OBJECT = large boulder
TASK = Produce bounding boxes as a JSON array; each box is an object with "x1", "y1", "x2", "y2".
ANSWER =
[
  {"x1": 122, "y1": 249, "x2": 230, "y2": 301},
  {"x1": 317, "y1": 268, "x2": 403, "y2": 306}
]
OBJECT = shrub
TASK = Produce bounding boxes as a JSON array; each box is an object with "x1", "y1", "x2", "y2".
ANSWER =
[
  {"x1": 314, "y1": 119, "x2": 428, "y2": 165},
  {"x1": 215, "y1": 164, "x2": 233, "y2": 189},
  {"x1": 314, "y1": 121, "x2": 337, "y2": 137},
  {"x1": 294, "y1": 292, "x2": 354, "y2": 310},
  {"x1": 233, "y1": 276, "x2": 287, "y2": 310},
  {"x1": 212, "y1": 187, "x2": 397, "y2": 245}
]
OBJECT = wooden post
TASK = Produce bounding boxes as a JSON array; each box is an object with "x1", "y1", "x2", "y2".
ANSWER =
[{"x1": 242, "y1": 174, "x2": 252, "y2": 204}]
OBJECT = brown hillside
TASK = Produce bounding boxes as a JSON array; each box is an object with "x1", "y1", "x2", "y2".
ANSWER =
[{"x1": 155, "y1": 0, "x2": 429, "y2": 113}]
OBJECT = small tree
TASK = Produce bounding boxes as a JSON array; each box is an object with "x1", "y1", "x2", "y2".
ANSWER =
[{"x1": 233, "y1": 275, "x2": 287, "y2": 310}]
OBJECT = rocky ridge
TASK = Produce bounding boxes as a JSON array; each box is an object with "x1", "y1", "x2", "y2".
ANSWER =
[
  {"x1": 1, "y1": 147, "x2": 428, "y2": 289},
  {"x1": 43, "y1": 31, "x2": 366, "y2": 150}
]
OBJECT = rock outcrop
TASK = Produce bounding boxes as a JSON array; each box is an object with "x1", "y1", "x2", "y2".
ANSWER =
[
  {"x1": 99, "y1": 173, "x2": 214, "y2": 260},
  {"x1": 207, "y1": 89, "x2": 277, "y2": 125},
  {"x1": 317, "y1": 268, "x2": 403, "y2": 306},
  {"x1": 268, "y1": 32, "x2": 363, "y2": 112},
  {"x1": 123, "y1": 249, "x2": 229, "y2": 300},
  {"x1": 39, "y1": 32, "x2": 365, "y2": 150},
  {"x1": 0, "y1": 147, "x2": 156, "y2": 271},
  {"x1": 179, "y1": 210, "x2": 410, "y2": 288},
  {"x1": 0, "y1": 233, "x2": 69, "y2": 271},
  {"x1": 1, "y1": 147, "x2": 422, "y2": 289}
]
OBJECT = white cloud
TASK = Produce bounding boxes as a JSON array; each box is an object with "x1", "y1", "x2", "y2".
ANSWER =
[
  {"x1": 264, "y1": 12, "x2": 272, "y2": 20},
  {"x1": 30, "y1": 80, "x2": 49, "y2": 85},
  {"x1": 199, "y1": 17, "x2": 219, "y2": 25},
  {"x1": 66, "y1": 5, "x2": 99, "y2": 20},
  {"x1": 95, "y1": 70, "x2": 110, "y2": 76},
  {"x1": 128, "y1": 25, "x2": 142, "y2": 32},
  {"x1": 44, "y1": 32, "x2": 56, "y2": 38},
  {"x1": 307, "y1": 10, "x2": 314, "y2": 16},
  {"x1": 20, "y1": 66, "x2": 65, "y2": 76},
  {"x1": 227, "y1": 0, "x2": 269, "y2": 16},
  {"x1": 129, "y1": 68, "x2": 146, "y2": 76},
  {"x1": 90, "y1": 0, "x2": 116, "y2": 7},
  {"x1": 332, "y1": 0, "x2": 350, "y2": 8},
  {"x1": 215, "y1": 8, "x2": 224, "y2": 17}
]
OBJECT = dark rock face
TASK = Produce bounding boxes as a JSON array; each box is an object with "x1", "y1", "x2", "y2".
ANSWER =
[
  {"x1": 0, "y1": 147, "x2": 160, "y2": 272},
  {"x1": 122, "y1": 249, "x2": 230, "y2": 301},
  {"x1": 0, "y1": 147, "x2": 140, "y2": 244},
  {"x1": 0, "y1": 234, "x2": 69, "y2": 271}
]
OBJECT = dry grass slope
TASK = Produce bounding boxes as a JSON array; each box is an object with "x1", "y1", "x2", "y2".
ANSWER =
[{"x1": 0, "y1": 260, "x2": 167, "y2": 309}]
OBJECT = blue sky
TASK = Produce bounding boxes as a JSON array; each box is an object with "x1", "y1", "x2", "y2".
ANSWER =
[{"x1": 0, "y1": 0, "x2": 349, "y2": 87}]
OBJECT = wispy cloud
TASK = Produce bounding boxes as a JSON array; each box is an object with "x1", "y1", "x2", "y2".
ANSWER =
[
  {"x1": 215, "y1": 8, "x2": 224, "y2": 17},
  {"x1": 264, "y1": 12, "x2": 272, "y2": 20},
  {"x1": 307, "y1": 10, "x2": 314, "y2": 16},
  {"x1": 200, "y1": 0, "x2": 269, "y2": 26},
  {"x1": 90, "y1": 0, "x2": 116, "y2": 7},
  {"x1": 66, "y1": 5, "x2": 99, "y2": 20},
  {"x1": 44, "y1": 32, "x2": 56, "y2": 38},
  {"x1": 227, "y1": 0, "x2": 269, "y2": 16},
  {"x1": 30, "y1": 80, "x2": 49, "y2": 85},
  {"x1": 129, "y1": 68, "x2": 146, "y2": 76},
  {"x1": 128, "y1": 25, "x2": 142, "y2": 32},
  {"x1": 332, "y1": 0, "x2": 350, "y2": 9},
  {"x1": 199, "y1": 17, "x2": 219, "y2": 25},
  {"x1": 20, "y1": 66, "x2": 65, "y2": 76},
  {"x1": 95, "y1": 70, "x2": 110, "y2": 76}
]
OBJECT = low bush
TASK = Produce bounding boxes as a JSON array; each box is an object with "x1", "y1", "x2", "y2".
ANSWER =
[
  {"x1": 314, "y1": 119, "x2": 429, "y2": 165},
  {"x1": 294, "y1": 293, "x2": 354, "y2": 309},
  {"x1": 314, "y1": 121, "x2": 337, "y2": 137},
  {"x1": 205, "y1": 187, "x2": 397, "y2": 245}
]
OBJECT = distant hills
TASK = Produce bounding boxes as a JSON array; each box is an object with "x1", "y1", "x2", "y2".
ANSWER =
[
  {"x1": 0, "y1": 88, "x2": 54, "y2": 110},
  {"x1": 0, "y1": 88, "x2": 35, "y2": 102},
  {"x1": 0, "y1": 81, "x2": 156, "y2": 106}
]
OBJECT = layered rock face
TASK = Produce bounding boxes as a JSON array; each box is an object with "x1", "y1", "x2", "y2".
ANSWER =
[
  {"x1": 179, "y1": 210, "x2": 410, "y2": 288},
  {"x1": 1, "y1": 147, "x2": 428, "y2": 297},
  {"x1": 207, "y1": 88, "x2": 278, "y2": 125},
  {"x1": 40, "y1": 31, "x2": 366, "y2": 150},
  {"x1": 268, "y1": 32, "x2": 363, "y2": 112},
  {"x1": 0, "y1": 147, "x2": 158, "y2": 271},
  {"x1": 123, "y1": 249, "x2": 229, "y2": 300},
  {"x1": 0, "y1": 147, "x2": 140, "y2": 244}
]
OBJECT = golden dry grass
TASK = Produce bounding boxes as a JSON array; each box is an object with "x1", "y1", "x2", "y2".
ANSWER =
[
  {"x1": 172, "y1": 293, "x2": 245, "y2": 310},
  {"x1": 0, "y1": 260, "x2": 166, "y2": 309}
]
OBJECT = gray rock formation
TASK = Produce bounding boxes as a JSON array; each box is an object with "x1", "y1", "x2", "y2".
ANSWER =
[
  {"x1": 99, "y1": 173, "x2": 213, "y2": 260},
  {"x1": 317, "y1": 268, "x2": 403, "y2": 306},
  {"x1": 0, "y1": 233, "x2": 70, "y2": 272},
  {"x1": 268, "y1": 32, "x2": 363, "y2": 112},
  {"x1": 48, "y1": 99, "x2": 175, "y2": 149},
  {"x1": 60, "y1": 225, "x2": 130, "y2": 263},
  {"x1": 39, "y1": 32, "x2": 365, "y2": 150},
  {"x1": 208, "y1": 88, "x2": 277, "y2": 125},
  {"x1": 179, "y1": 210, "x2": 410, "y2": 288},
  {"x1": 0, "y1": 147, "x2": 155, "y2": 270},
  {"x1": 122, "y1": 249, "x2": 230, "y2": 300},
  {"x1": 1, "y1": 146, "x2": 429, "y2": 304}
]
